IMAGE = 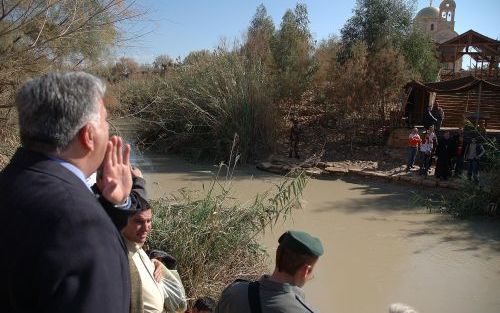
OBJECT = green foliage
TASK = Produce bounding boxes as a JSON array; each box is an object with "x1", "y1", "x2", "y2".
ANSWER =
[
  {"x1": 401, "y1": 29, "x2": 440, "y2": 81},
  {"x1": 339, "y1": 0, "x2": 438, "y2": 81},
  {"x1": 116, "y1": 48, "x2": 278, "y2": 162},
  {"x1": 147, "y1": 169, "x2": 308, "y2": 300},
  {"x1": 313, "y1": 35, "x2": 340, "y2": 88},
  {"x1": 244, "y1": 4, "x2": 275, "y2": 68},
  {"x1": 340, "y1": 0, "x2": 415, "y2": 52},
  {"x1": 270, "y1": 3, "x2": 317, "y2": 100}
]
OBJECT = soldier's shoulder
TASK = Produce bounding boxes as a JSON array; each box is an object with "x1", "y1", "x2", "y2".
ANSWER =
[
  {"x1": 221, "y1": 279, "x2": 250, "y2": 296},
  {"x1": 294, "y1": 294, "x2": 317, "y2": 313},
  {"x1": 216, "y1": 279, "x2": 251, "y2": 313}
]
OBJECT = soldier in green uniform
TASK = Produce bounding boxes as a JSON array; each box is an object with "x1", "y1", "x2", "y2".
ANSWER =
[{"x1": 215, "y1": 230, "x2": 324, "y2": 313}]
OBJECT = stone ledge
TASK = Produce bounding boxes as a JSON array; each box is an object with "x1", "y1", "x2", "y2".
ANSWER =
[{"x1": 256, "y1": 161, "x2": 464, "y2": 190}]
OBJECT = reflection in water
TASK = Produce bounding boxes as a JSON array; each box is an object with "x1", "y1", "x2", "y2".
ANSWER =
[{"x1": 137, "y1": 151, "x2": 500, "y2": 313}]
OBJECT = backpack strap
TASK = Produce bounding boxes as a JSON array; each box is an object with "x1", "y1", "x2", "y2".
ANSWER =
[{"x1": 247, "y1": 281, "x2": 262, "y2": 313}]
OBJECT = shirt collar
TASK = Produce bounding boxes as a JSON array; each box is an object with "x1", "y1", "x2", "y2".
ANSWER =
[
  {"x1": 124, "y1": 237, "x2": 144, "y2": 254},
  {"x1": 49, "y1": 156, "x2": 90, "y2": 190}
]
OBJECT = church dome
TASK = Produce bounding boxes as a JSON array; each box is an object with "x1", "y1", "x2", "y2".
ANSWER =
[{"x1": 415, "y1": 6, "x2": 439, "y2": 19}]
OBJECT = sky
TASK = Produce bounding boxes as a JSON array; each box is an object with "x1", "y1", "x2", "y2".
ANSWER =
[{"x1": 119, "y1": 0, "x2": 500, "y2": 64}]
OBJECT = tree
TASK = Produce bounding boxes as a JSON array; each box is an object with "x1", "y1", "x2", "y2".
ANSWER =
[
  {"x1": 401, "y1": 29, "x2": 439, "y2": 81},
  {"x1": 0, "y1": 0, "x2": 142, "y2": 106},
  {"x1": 339, "y1": 0, "x2": 439, "y2": 81},
  {"x1": 112, "y1": 57, "x2": 139, "y2": 79},
  {"x1": 340, "y1": 0, "x2": 415, "y2": 52},
  {"x1": 367, "y1": 44, "x2": 412, "y2": 121},
  {"x1": 313, "y1": 35, "x2": 340, "y2": 89},
  {"x1": 244, "y1": 4, "x2": 275, "y2": 66},
  {"x1": 153, "y1": 54, "x2": 174, "y2": 77},
  {"x1": 271, "y1": 3, "x2": 316, "y2": 100}
]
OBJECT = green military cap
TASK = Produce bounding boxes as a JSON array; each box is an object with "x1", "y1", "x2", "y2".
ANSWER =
[{"x1": 278, "y1": 230, "x2": 324, "y2": 257}]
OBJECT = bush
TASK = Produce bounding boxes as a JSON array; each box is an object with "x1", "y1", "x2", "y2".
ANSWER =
[
  {"x1": 0, "y1": 112, "x2": 19, "y2": 170},
  {"x1": 145, "y1": 168, "x2": 308, "y2": 300},
  {"x1": 113, "y1": 49, "x2": 278, "y2": 163}
]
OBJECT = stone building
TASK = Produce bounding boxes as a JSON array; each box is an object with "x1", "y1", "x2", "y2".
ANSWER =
[{"x1": 414, "y1": 0, "x2": 462, "y2": 72}]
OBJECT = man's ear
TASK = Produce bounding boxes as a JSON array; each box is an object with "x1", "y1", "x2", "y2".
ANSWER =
[
  {"x1": 78, "y1": 123, "x2": 94, "y2": 151},
  {"x1": 297, "y1": 264, "x2": 311, "y2": 280}
]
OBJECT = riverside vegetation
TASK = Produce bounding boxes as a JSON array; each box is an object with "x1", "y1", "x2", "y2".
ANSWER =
[
  {"x1": 0, "y1": 0, "x2": 498, "y2": 302},
  {"x1": 147, "y1": 167, "x2": 308, "y2": 301}
]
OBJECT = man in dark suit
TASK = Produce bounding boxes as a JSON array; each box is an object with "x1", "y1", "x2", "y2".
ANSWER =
[{"x1": 0, "y1": 72, "x2": 133, "y2": 313}]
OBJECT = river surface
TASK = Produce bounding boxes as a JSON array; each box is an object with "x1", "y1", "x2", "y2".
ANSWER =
[{"x1": 132, "y1": 150, "x2": 500, "y2": 313}]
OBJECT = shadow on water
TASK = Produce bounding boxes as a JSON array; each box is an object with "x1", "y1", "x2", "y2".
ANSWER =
[
  {"x1": 312, "y1": 175, "x2": 415, "y2": 213},
  {"x1": 404, "y1": 216, "x2": 500, "y2": 257},
  {"x1": 310, "y1": 175, "x2": 500, "y2": 255}
]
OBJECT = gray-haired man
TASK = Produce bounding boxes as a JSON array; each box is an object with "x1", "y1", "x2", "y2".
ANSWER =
[{"x1": 0, "y1": 72, "x2": 133, "y2": 313}]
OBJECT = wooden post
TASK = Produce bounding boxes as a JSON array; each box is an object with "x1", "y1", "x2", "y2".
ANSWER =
[{"x1": 475, "y1": 81, "x2": 482, "y2": 126}]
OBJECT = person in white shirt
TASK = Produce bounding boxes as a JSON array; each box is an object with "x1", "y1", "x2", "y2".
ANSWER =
[
  {"x1": 122, "y1": 194, "x2": 166, "y2": 313},
  {"x1": 419, "y1": 131, "x2": 433, "y2": 175}
]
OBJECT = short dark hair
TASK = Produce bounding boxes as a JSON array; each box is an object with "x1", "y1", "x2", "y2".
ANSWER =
[
  {"x1": 193, "y1": 297, "x2": 216, "y2": 312},
  {"x1": 275, "y1": 244, "x2": 318, "y2": 276},
  {"x1": 134, "y1": 194, "x2": 151, "y2": 213}
]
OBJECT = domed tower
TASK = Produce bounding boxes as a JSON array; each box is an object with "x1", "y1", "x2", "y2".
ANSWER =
[
  {"x1": 439, "y1": 0, "x2": 456, "y2": 29},
  {"x1": 414, "y1": 5, "x2": 440, "y2": 35},
  {"x1": 414, "y1": 1, "x2": 461, "y2": 73},
  {"x1": 433, "y1": 0, "x2": 458, "y2": 43}
]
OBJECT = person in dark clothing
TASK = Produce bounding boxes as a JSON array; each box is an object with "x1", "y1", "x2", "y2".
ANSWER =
[
  {"x1": 435, "y1": 131, "x2": 453, "y2": 180},
  {"x1": 0, "y1": 72, "x2": 132, "y2": 313},
  {"x1": 289, "y1": 118, "x2": 301, "y2": 159},
  {"x1": 405, "y1": 91, "x2": 416, "y2": 127},
  {"x1": 423, "y1": 105, "x2": 438, "y2": 130},
  {"x1": 465, "y1": 137, "x2": 486, "y2": 183},
  {"x1": 452, "y1": 128, "x2": 466, "y2": 176},
  {"x1": 431, "y1": 101, "x2": 444, "y2": 131}
]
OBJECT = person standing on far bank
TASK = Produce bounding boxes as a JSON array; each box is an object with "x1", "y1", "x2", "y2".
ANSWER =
[
  {"x1": 215, "y1": 230, "x2": 323, "y2": 313},
  {"x1": 465, "y1": 137, "x2": 486, "y2": 183},
  {"x1": 289, "y1": 118, "x2": 301, "y2": 159},
  {"x1": 406, "y1": 127, "x2": 421, "y2": 172},
  {"x1": 423, "y1": 104, "x2": 437, "y2": 130},
  {"x1": 431, "y1": 101, "x2": 444, "y2": 131},
  {"x1": 0, "y1": 72, "x2": 132, "y2": 313}
]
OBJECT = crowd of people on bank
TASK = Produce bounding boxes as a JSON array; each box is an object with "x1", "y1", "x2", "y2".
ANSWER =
[
  {"x1": 406, "y1": 103, "x2": 487, "y2": 183},
  {"x1": 0, "y1": 72, "x2": 334, "y2": 313}
]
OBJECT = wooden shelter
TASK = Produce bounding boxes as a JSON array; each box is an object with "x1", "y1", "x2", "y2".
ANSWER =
[
  {"x1": 438, "y1": 30, "x2": 500, "y2": 80},
  {"x1": 404, "y1": 75, "x2": 500, "y2": 129}
]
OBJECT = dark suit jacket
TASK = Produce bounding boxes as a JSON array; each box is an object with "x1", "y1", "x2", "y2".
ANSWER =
[{"x1": 0, "y1": 148, "x2": 131, "y2": 313}]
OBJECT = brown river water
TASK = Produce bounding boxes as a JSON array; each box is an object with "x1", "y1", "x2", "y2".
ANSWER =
[{"x1": 133, "y1": 151, "x2": 500, "y2": 313}]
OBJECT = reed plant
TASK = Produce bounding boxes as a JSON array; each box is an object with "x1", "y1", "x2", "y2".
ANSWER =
[
  {"x1": 146, "y1": 166, "x2": 308, "y2": 301},
  {"x1": 113, "y1": 48, "x2": 279, "y2": 163}
]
